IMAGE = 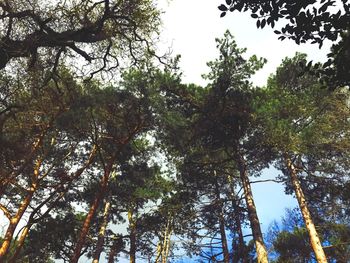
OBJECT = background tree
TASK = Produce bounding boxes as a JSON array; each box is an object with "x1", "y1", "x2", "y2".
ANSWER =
[
  {"x1": 196, "y1": 31, "x2": 269, "y2": 263},
  {"x1": 0, "y1": 67, "x2": 93, "y2": 261},
  {"x1": 0, "y1": 0, "x2": 164, "y2": 77},
  {"x1": 256, "y1": 53, "x2": 350, "y2": 262},
  {"x1": 266, "y1": 208, "x2": 350, "y2": 263},
  {"x1": 218, "y1": 0, "x2": 350, "y2": 89}
]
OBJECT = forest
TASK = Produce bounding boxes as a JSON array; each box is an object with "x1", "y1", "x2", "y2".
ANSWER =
[{"x1": 0, "y1": 0, "x2": 349, "y2": 262}]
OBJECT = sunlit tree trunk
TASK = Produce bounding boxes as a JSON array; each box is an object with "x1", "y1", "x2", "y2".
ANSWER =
[
  {"x1": 92, "y1": 199, "x2": 111, "y2": 263},
  {"x1": 70, "y1": 159, "x2": 113, "y2": 263},
  {"x1": 154, "y1": 242, "x2": 162, "y2": 263},
  {"x1": 8, "y1": 145, "x2": 97, "y2": 262},
  {"x1": 161, "y1": 216, "x2": 173, "y2": 263},
  {"x1": 284, "y1": 154, "x2": 328, "y2": 263},
  {"x1": 0, "y1": 128, "x2": 47, "y2": 198},
  {"x1": 236, "y1": 153, "x2": 269, "y2": 263},
  {"x1": 0, "y1": 159, "x2": 42, "y2": 261}
]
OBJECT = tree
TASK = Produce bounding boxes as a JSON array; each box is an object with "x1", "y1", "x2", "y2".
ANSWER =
[
  {"x1": 0, "y1": 65, "x2": 162, "y2": 262},
  {"x1": 266, "y1": 208, "x2": 350, "y2": 263},
  {"x1": 157, "y1": 31, "x2": 270, "y2": 262},
  {"x1": 0, "y1": 67, "x2": 96, "y2": 261},
  {"x1": 256, "y1": 53, "x2": 350, "y2": 263},
  {"x1": 218, "y1": 0, "x2": 349, "y2": 44},
  {"x1": 197, "y1": 31, "x2": 269, "y2": 263},
  {"x1": 67, "y1": 71, "x2": 156, "y2": 263},
  {"x1": 218, "y1": 0, "x2": 350, "y2": 89},
  {"x1": 0, "y1": 0, "x2": 163, "y2": 76}
]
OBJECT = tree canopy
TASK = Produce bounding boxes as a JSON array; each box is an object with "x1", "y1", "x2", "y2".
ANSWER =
[
  {"x1": 0, "y1": 2, "x2": 349, "y2": 262},
  {"x1": 0, "y1": 0, "x2": 163, "y2": 76},
  {"x1": 218, "y1": 0, "x2": 350, "y2": 89}
]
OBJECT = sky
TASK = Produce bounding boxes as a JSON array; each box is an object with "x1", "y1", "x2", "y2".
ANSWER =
[{"x1": 157, "y1": 0, "x2": 332, "y2": 87}]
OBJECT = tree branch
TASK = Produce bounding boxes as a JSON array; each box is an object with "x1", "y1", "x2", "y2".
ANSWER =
[{"x1": 0, "y1": 203, "x2": 12, "y2": 219}]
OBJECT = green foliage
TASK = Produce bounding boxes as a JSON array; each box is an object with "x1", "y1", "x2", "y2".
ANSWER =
[
  {"x1": 0, "y1": 0, "x2": 161, "y2": 74},
  {"x1": 1, "y1": 25, "x2": 349, "y2": 263},
  {"x1": 218, "y1": 0, "x2": 350, "y2": 89},
  {"x1": 267, "y1": 208, "x2": 350, "y2": 262},
  {"x1": 218, "y1": 0, "x2": 348, "y2": 46}
]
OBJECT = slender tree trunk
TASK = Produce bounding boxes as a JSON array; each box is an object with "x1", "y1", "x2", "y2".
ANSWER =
[
  {"x1": 228, "y1": 174, "x2": 248, "y2": 263},
  {"x1": 236, "y1": 153, "x2": 269, "y2": 263},
  {"x1": 8, "y1": 224, "x2": 30, "y2": 263},
  {"x1": 235, "y1": 210, "x2": 248, "y2": 263},
  {"x1": 70, "y1": 159, "x2": 113, "y2": 263},
  {"x1": 107, "y1": 236, "x2": 123, "y2": 263},
  {"x1": 0, "y1": 126, "x2": 48, "y2": 198},
  {"x1": 213, "y1": 174, "x2": 230, "y2": 263},
  {"x1": 284, "y1": 154, "x2": 328, "y2": 263},
  {"x1": 161, "y1": 216, "x2": 173, "y2": 263},
  {"x1": 162, "y1": 231, "x2": 172, "y2": 263},
  {"x1": 9, "y1": 146, "x2": 97, "y2": 262},
  {"x1": 160, "y1": 224, "x2": 168, "y2": 263},
  {"x1": 0, "y1": 196, "x2": 33, "y2": 260},
  {"x1": 154, "y1": 242, "x2": 162, "y2": 263},
  {"x1": 9, "y1": 188, "x2": 67, "y2": 262},
  {"x1": 128, "y1": 207, "x2": 137, "y2": 263},
  {"x1": 5, "y1": 145, "x2": 97, "y2": 262},
  {"x1": 0, "y1": 159, "x2": 41, "y2": 261},
  {"x1": 92, "y1": 199, "x2": 111, "y2": 263},
  {"x1": 231, "y1": 194, "x2": 247, "y2": 262}
]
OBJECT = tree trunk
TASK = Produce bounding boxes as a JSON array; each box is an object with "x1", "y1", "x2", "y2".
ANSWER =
[
  {"x1": 213, "y1": 174, "x2": 230, "y2": 263},
  {"x1": 9, "y1": 187, "x2": 67, "y2": 262},
  {"x1": 128, "y1": 207, "x2": 137, "y2": 263},
  {"x1": 8, "y1": 224, "x2": 30, "y2": 263},
  {"x1": 9, "y1": 145, "x2": 97, "y2": 262},
  {"x1": 161, "y1": 216, "x2": 173, "y2": 263},
  {"x1": 92, "y1": 199, "x2": 111, "y2": 263},
  {"x1": 235, "y1": 210, "x2": 248, "y2": 263},
  {"x1": 70, "y1": 159, "x2": 113, "y2": 263},
  {"x1": 236, "y1": 154, "x2": 269, "y2": 263},
  {"x1": 107, "y1": 236, "x2": 123, "y2": 263},
  {"x1": 227, "y1": 174, "x2": 248, "y2": 263},
  {"x1": 154, "y1": 242, "x2": 162, "y2": 263},
  {"x1": 0, "y1": 127, "x2": 47, "y2": 198},
  {"x1": 0, "y1": 159, "x2": 41, "y2": 261},
  {"x1": 284, "y1": 154, "x2": 328, "y2": 263}
]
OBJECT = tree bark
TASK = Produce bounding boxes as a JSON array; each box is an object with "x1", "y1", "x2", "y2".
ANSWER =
[
  {"x1": 0, "y1": 128, "x2": 47, "y2": 198},
  {"x1": 154, "y1": 242, "x2": 162, "y2": 263},
  {"x1": 284, "y1": 154, "x2": 328, "y2": 263},
  {"x1": 128, "y1": 207, "x2": 137, "y2": 263},
  {"x1": 70, "y1": 159, "x2": 113, "y2": 263},
  {"x1": 0, "y1": 159, "x2": 41, "y2": 261},
  {"x1": 236, "y1": 153, "x2": 269, "y2": 263},
  {"x1": 213, "y1": 174, "x2": 230, "y2": 263},
  {"x1": 235, "y1": 209, "x2": 248, "y2": 263},
  {"x1": 6, "y1": 145, "x2": 97, "y2": 262},
  {"x1": 92, "y1": 199, "x2": 111, "y2": 263},
  {"x1": 228, "y1": 174, "x2": 248, "y2": 263},
  {"x1": 161, "y1": 216, "x2": 173, "y2": 263},
  {"x1": 107, "y1": 236, "x2": 124, "y2": 263}
]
